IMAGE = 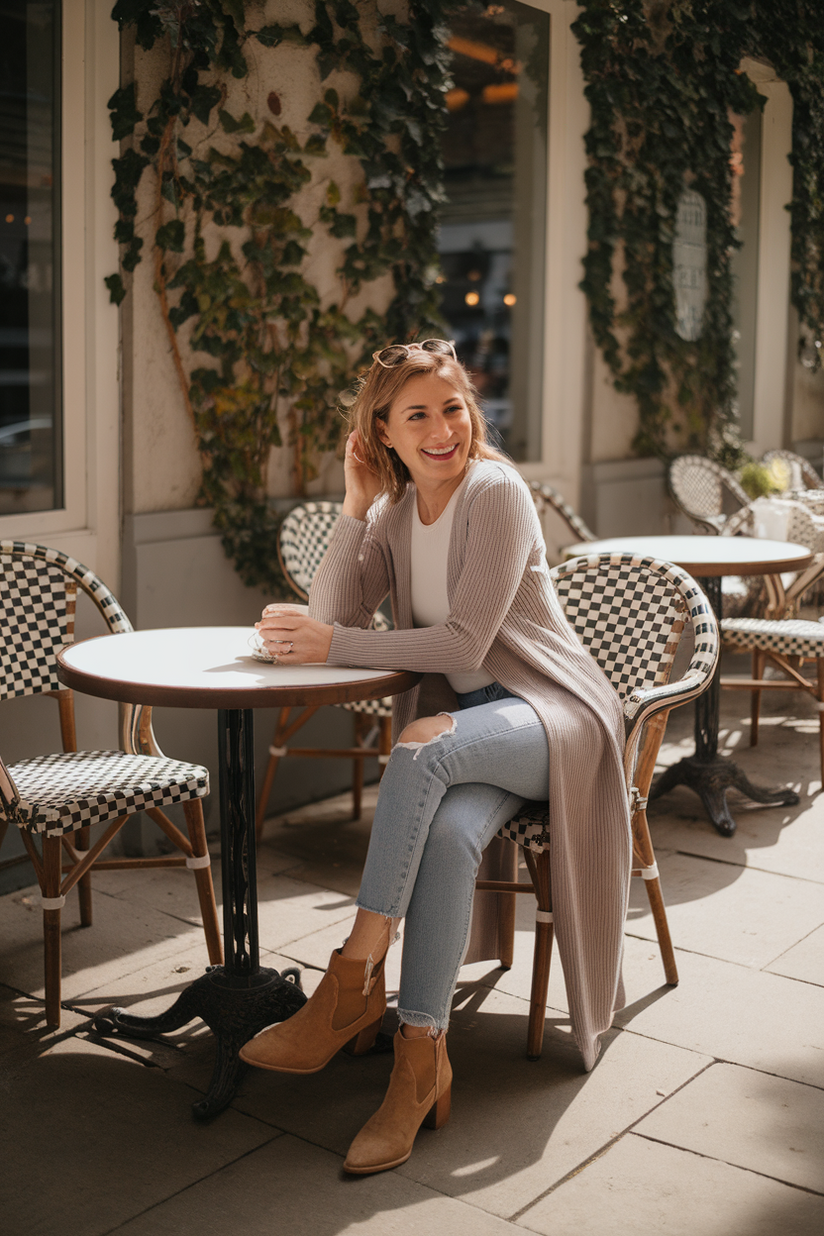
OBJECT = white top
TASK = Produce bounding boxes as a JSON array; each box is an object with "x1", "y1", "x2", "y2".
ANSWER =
[
  {"x1": 410, "y1": 473, "x2": 494, "y2": 695},
  {"x1": 564, "y1": 535, "x2": 812, "y2": 578},
  {"x1": 59, "y1": 627, "x2": 398, "y2": 696}
]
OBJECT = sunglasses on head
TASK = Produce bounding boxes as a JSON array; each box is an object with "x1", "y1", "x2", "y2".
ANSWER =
[{"x1": 372, "y1": 339, "x2": 457, "y2": 368}]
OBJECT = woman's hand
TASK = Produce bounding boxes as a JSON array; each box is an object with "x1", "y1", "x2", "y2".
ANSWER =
[
  {"x1": 256, "y1": 605, "x2": 333, "y2": 664},
  {"x1": 343, "y1": 430, "x2": 382, "y2": 520}
]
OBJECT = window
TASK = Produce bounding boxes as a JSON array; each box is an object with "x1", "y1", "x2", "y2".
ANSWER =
[
  {"x1": 0, "y1": 0, "x2": 62, "y2": 516},
  {"x1": 439, "y1": 1, "x2": 550, "y2": 463}
]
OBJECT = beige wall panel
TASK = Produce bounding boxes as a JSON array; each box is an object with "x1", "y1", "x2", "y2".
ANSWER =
[{"x1": 588, "y1": 348, "x2": 639, "y2": 463}]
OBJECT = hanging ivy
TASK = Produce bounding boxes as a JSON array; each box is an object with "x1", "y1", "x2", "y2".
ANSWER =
[
  {"x1": 573, "y1": 1, "x2": 824, "y2": 464},
  {"x1": 107, "y1": 0, "x2": 454, "y2": 593}
]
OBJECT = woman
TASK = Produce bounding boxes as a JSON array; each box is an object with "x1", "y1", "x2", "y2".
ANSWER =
[{"x1": 239, "y1": 340, "x2": 631, "y2": 1174}]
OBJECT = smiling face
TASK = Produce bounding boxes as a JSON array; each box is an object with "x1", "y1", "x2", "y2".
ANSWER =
[{"x1": 377, "y1": 372, "x2": 474, "y2": 497}]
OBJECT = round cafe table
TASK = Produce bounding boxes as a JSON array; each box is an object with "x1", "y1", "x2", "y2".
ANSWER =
[
  {"x1": 57, "y1": 626, "x2": 419, "y2": 1118},
  {"x1": 564, "y1": 535, "x2": 814, "y2": 836}
]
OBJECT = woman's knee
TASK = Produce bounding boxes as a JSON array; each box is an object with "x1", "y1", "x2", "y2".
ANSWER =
[{"x1": 397, "y1": 713, "x2": 456, "y2": 748}]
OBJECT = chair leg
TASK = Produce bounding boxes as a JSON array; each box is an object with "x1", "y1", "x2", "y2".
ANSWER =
[
  {"x1": 751, "y1": 649, "x2": 766, "y2": 747},
  {"x1": 378, "y1": 716, "x2": 392, "y2": 777},
  {"x1": 74, "y1": 826, "x2": 93, "y2": 927},
  {"x1": 523, "y1": 848, "x2": 552, "y2": 1060},
  {"x1": 255, "y1": 706, "x2": 291, "y2": 841},
  {"x1": 42, "y1": 835, "x2": 63, "y2": 1027},
  {"x1": 642, "y1": 873, "x2": 678, "y2": 985},
  {"x1": 631, "y1": 713, "x2": 678, "y2": 985},
  {"x1": 182, "y1": 799, "x2": 223, "y2": 965},
  {"x1": 817, "y1": 659, "x2": 824, "y2": 786}
]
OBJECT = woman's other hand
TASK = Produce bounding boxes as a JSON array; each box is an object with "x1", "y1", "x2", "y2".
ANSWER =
[
  {"x1": 256, "y1": 604, "x2": 333, "y2": 664},
  {"x1": 343, "y1": 430, "x2": 382, "y2": 520}
]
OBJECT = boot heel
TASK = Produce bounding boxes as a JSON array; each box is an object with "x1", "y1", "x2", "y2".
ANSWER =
[
  {"x1": 423, "y1": 1084, "x2": 451, "y2": 1130},
  {"x1": 343, "y1": 1018, "x2": 382, "y2": 1056}
]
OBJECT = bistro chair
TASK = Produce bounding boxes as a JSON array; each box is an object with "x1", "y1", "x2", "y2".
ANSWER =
[
  {"x1": 477, "y1": 551, "x2": 719, "y2": 1059},
  {"x1": 761, "y1": 448, "x2": 824, "y2": 492},
  {"x1": 0, "y1": 540, "x2": 222, "y2": 1026},
  {"x1": 719, "y1": 552, "x2": 824, "y2": 783},
  {"x1": 528, "y1": 481, "x2": 597, "y2": 545},
  {"x1": 668, "y1": 454, "x2": 750, "y2": 535},
  {"x1": 255, "y1": 502, "x2": 393, "y2": 838}
]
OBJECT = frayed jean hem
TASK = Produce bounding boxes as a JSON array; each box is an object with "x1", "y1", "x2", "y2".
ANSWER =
[{"x1": 398, "y1": 1008, "x2": 441, "y2": 1030}]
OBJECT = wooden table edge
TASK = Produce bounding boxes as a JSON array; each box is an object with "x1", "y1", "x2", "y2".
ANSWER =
[{"x1": 57, "y1": 639, "x2": 421, "y2": 710}]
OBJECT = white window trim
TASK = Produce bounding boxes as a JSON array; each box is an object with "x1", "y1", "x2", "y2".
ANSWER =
[
  {"x1": 0, "y1": 1, "x2": 121, "y2": 586},
  {"x1": 739, "y1": 58, "x2": 793, "y2": 456},
  {"x1": 513, "y1": 0, "x2": 590, "y2": 509}
]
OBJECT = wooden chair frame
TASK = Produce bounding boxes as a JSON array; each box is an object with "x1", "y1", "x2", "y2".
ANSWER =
[
  {"x1": 476, "y1": 552, "x2": 719, "y2": 1059},
  {"x1": 0, "y1": 541, "x2": 222, "y2": 1026}
]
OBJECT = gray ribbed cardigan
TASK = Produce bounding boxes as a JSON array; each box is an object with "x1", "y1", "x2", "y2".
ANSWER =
[{"x1": 309, "y1": 460, "x2": 631, "y2": 1070}]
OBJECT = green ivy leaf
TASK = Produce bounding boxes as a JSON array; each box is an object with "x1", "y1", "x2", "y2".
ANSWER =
[
  {"x1": 104, "y1": 273, "x2": 127, "y2": 305},
  {"x1": 108, "y1": 83, "x2": 143, "y2": 141},
  {"x1": 219, "y1": 109, "x2": 256, "y2": 134},
  {"x1": 190, "y1": 84, "x2": 222, "y2": 126},
  {"x1": 155, "y1": 219, "x2": 186, "y2": 253}
]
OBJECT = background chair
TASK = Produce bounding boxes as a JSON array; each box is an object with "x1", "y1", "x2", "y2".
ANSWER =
[
  {"x1": 255, "y1": 502, "x2": 393, "y2": 838},
  {"x1": 668, "y1": 454, "x2": 750, "y2": 535},
  {"x1": 761, "y1": 448, "x2": 824, "y2": 492},
  {"x1": 476, "y1": 552, "x2": 719, "y2": 1059},
  {"x1": 528, "y1": 481, "x2": 597, "y2": 546},
  {"x1": 719, "y1": 551, "x2": 824, "y2": 783},
  {"x1": 0, "y1": 540, "x2": 222, "y2": 1026}
]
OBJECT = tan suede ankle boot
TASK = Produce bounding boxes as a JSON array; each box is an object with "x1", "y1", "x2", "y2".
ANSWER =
[
  {"x1": 343, "y1": 1029, "x2": 452, "y2": 1175},
  {"x1": 238, "y1": 949, "x2": 386, "y2": 1074}
]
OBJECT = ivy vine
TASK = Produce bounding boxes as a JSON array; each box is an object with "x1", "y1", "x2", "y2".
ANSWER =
[
  {"x1": 107, "y1": 0, "x2": 453, "y2": 593},
  {"x1": 573, "y1": 1, "x2": 824, "y2": 464}
]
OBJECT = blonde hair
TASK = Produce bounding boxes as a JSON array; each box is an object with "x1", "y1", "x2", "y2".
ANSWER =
[{"x1": 344, "y1": 350, "x2": 508, "y2": 504}]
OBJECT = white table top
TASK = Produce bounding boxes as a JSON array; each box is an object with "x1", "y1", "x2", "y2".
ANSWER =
[
  {"x1": 564, "y1": 535, "x2": 814, "y2": 577},
  {"x1": 57, "y1": 627, "x2": 419, "y2": 710}
]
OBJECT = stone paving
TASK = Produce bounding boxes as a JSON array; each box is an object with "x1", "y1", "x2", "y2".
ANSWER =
[{"x1": 1, "y1": 686, "x2": 823, "y2": 1236}]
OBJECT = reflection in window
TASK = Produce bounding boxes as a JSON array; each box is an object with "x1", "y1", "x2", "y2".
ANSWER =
[
  {"x1": 439, "y1": 1, "x2": 549, "y2": 462},
  {"x1": 0, "y1": 1, "x2": 61, "y2": 514},
  {"x1": 730, "y1": 106, "x2": 761, "y2": 442}
]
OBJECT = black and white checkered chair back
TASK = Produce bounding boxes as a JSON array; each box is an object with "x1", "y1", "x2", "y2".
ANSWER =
[
  {"x1": 278, "y1": 502, "x2": 343, "y2": 600},
  {"x1": 529, "y1": 482, "x2": 596, "y2": 543},
  {"x1": 550, "y1": 552, "x2": 716, "y2": 707},
  {"x1": 669, "y1": 455, "x2": 749, "y2": 530},
  {"x1": 0, "y1": 541, "x2": 132, "y2": 702}
]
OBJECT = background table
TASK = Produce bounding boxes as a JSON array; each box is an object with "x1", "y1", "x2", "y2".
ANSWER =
[
  {"x1": 564, "y1": 536, "x2": 813, "y2": 836},
  {"x1": 58, "y1": 626, "x2": 419, "y2": 1118}
]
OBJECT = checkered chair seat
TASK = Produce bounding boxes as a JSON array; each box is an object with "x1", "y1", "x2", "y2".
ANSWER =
[
  {"x1": 339, "y1": 696, "x2": 392, "y2": 717},
  {"x1": 4, "y1": 750, "x2": 210, "y2": 837},
  {"x1": 498, "y1": 801, "x2": 549, "y2": 853},
  {"x1": 721, "y1": 617, "x2": 824, "y2": 659}
]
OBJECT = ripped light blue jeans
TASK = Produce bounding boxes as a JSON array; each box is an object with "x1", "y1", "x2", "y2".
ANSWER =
[{"x1": 357, "y1": 682, "x2": 550, "y2": 1029}]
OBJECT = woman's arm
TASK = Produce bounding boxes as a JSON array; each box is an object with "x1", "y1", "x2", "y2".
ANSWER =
[
  {"x1": 326, "y1": 468, "x2": 539, "y2": 672},
  {"x1": 307, "y1": 512, "x2": 391, "y2": 629}
]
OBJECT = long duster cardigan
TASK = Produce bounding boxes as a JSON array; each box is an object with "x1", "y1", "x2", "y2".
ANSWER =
[{"x1": 309, "y1": 459, "x2": 631, "y2": 1070}]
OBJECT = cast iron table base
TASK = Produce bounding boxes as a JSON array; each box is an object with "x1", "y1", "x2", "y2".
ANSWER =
[
  {"x1": 650, "y1": 575, "x2": 799, "y2": 836},
  {"x1": 92, "y1": 709, "x2": 307, "y2": 1119},
  {"x1": 92, "y1": 965, "x2": 306, "y2": 1119}
]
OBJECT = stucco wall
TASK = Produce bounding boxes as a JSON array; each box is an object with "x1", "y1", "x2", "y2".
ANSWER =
[{"x1": 121, "y1": 0, "x2": 402, "y2": 518}]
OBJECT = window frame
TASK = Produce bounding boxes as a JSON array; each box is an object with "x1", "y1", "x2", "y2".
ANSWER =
[{"x1": 0, "y1": 1, "x2": 120, "y2": 583}]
